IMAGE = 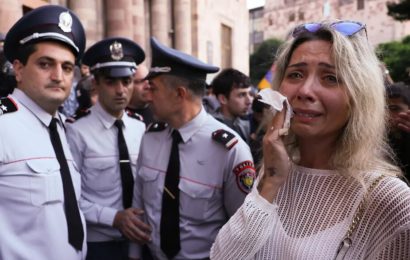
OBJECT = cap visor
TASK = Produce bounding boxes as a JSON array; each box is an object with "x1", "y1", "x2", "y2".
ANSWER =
[
  {"x1": 104, "y1": 67, "x2": 135, "y2": 77},
  {"x1": 144, "y1": 71, "x2": 163, "y2": 80}
]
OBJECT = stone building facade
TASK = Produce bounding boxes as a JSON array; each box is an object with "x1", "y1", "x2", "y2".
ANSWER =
[
  {"x1": 0, "y1": 0, "x2": 250, "y2": 75},
  {"x1": 249, "y1": 6, "x2": 264, "y2": 54},
  {"x1": 261, "y1": 0, "x2": 410, "y2": 46},
  {"x1": 248, "y1": 0, "x2": 410, "y2": 83}
]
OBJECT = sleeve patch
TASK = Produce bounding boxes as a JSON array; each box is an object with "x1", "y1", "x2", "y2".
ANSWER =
[
  {"x1": 0, "y1": 96, "x2": 18, "y2": 116},
  {"x1": 233, "y1": 160, "x2": 256, "y2": 194},
  {"x1": 212, "y1": 129, "x2": 238, "y2": 150},
  {"x1": 146, "y1": 122, "x2": 168, "y2": 132}
]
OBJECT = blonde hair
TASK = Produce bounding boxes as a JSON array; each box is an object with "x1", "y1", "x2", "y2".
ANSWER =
[{"x1": 272, "y1": 20, "x2": 400, "y2": 179}]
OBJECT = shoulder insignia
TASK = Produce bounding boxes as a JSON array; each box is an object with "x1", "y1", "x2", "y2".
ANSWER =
[
  {"x1": 233, "y1": 160, "x2": 256, "y2": 194},
  {"x1": 65, "y1": 117, "x2": 75, "y2": 124},
  {"x1": 0, "y1": 96, "x2": 18, "y2": 116},
  {"x1": 146, "y1": 122, "x2": 168, "y2": 132},
  {"x1": 126, "y1": 110, "x2": 143, "y2": 121},
  {"x1": 212, "y1": 129, "x2": 238, "y2": 150},
  {"x1": 66, "y1": 109, "x2": 90, "y2": 123}
]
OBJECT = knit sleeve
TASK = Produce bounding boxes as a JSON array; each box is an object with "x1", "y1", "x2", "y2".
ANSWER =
[
  {"x1": 374, "y1": 228, "x2": 410, "y2": 259},
  {"x1": 210, "y1": 189, "x2": 279, "y2": 260},
  {"x1": 364, "y1": 177, "x2": 410, "y2": 259}
]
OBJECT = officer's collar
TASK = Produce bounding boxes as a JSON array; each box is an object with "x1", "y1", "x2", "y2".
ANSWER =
[
  {"x1": 93, "y1": 101, "x2": 126, "y2": 129},
  {"x1": 12, "y1": 88, "x2": 54, "y2": 127},
  {"x1": 173, "y1": 106, "x2": 207, "y2": 143}
]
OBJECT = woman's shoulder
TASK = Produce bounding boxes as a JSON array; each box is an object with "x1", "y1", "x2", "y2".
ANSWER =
[{"x1": 368, "y1": 175, "x2": 410, "y2": 224}]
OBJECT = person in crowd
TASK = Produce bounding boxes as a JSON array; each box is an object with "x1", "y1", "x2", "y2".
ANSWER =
[
  {"x1": 66, "y1": 37, "x2": 147, "y2": 260},
  {"x1": 0, "y1": 32, "x2": 16, "y2": 97},
  {"x1": 249, "y1": 97, "x2": 272, "y2": 166},
  {"x1": 212, "y1": 68, "x2": 253, "y2": 144},
  {"x1": 0, "y1": 5, "x2": 87, "y2": 259},
  {"x1": 126, "y1": 63, "x2": 154, "y2": 126},
  {"x1": 124, "y1": 37, "x2": 256, "y2": 260},
  {"x1": 65, "y1": 64, "x2": 96, "y2": 123},
  {"x1": 211, "y1": 20, "x2": 410, "y2": 259},
  {"x1": 61, "y1": 64, "x2": 82, "y2": 117},
  {"x1": 386, "y1": 81, "x2": 410, "y2": 183},
  {"x1": 202, "y1": 82, "x2": 220, "y2": 114}
]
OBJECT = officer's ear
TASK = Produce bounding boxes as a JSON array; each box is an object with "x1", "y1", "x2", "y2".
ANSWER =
[
  {"x1": 176, "y1": 85, "x2": 187, "y2": 99},
  {"x1": 217, "y1": 93, "x2": 228, "y2": 105},
  {"x1": 12, "y1": 60, "x2": 23, "y2": 83}
]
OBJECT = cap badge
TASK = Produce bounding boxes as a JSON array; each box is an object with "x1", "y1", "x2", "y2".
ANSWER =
[
  {"x1": 110, "y1": 41, "x2": 124, "y2": 61},
  {"x1": 58, "y1": 11, "x2": 73, "y2": 33}
]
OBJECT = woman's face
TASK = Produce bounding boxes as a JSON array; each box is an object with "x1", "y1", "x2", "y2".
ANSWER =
[{"x1": 280, "y1": 40, "x2": 350, "y2": 143}]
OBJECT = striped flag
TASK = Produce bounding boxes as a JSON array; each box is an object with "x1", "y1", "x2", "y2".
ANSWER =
[{"x1": 257, "y1": 63, "x2": 276, "y2": 89}]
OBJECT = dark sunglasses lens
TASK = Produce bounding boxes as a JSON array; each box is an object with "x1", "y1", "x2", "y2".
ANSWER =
[{"x1": 332, "y1": 22, "x2": 364, "y2": 36}]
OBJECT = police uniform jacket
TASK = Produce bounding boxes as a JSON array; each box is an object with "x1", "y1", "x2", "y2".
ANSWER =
[
  {"x1": 66, "y1": 101, "x2": 145, "y2": 242},
  {"x1": 213, "y1": 111, "x2": 251, "y2": 144},
  {"x1": 0, "y1": 89, "x2": 87, "y2": 260},
  {"x1": 129, "y1": 107, "x2": 255, "y2": 259}
]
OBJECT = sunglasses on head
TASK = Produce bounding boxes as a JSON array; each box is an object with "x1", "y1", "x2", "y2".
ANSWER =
[{"x1": 292, "y1": 20, "x2": 367, "y2": 38}]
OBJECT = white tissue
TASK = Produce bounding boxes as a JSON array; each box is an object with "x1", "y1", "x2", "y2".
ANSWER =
[{"x1": 258, "y1": 88, "x2": 293, "y2": 130}]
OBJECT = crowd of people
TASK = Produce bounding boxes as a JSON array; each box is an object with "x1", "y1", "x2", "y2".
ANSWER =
[{"x1": 0, "y1": 5, "x2": 409, "y2": 260}]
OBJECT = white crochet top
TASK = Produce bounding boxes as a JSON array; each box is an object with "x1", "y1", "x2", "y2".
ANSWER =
[{"x1": 211, "y1": 164, "x2": 410, "y2": 260}]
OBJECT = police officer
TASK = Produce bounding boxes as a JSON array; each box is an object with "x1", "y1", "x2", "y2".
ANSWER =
[
  {"x1": 126, "y1": 63, "x2": 155, "y2": 126},
  {"x1": 0, "y1": 5, "x2": 86, "y2": 259},
  {"x1": 127, "y1": 38, "x2": 256, "y2": 260},
  {"x1": 65, "y1": 37, "x2": 148, "y2": 260}
]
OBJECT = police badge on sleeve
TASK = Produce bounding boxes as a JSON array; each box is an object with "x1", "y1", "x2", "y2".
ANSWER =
[{"x1": 233, "y1": 160, "x2": 256, "y2": 194}]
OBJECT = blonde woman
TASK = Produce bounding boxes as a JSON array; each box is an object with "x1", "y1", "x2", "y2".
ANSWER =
[{"x1": 210, "y1": 20, "x2": 410, "y2": 259}]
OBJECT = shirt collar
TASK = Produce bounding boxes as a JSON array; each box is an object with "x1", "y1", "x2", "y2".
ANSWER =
[
  {"x1": 93, "y1": 101, "x2": 127, "y2": 129},
  {"x1": 11, "y1": 88, "x2": 54, "y2": 127},
  {"x1": 175, "y1": 106, "x2": 207, "y2": 143}
]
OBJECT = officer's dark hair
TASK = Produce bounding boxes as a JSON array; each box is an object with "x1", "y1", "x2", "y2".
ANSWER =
[
  {"x1": 387, "y1": 81, "x2": 410, "y2": 106},
  {"x1": 92, "y1": 71, "x2": 105, "y2": 83},
  {"x1": 14, "y1": 43, "x2": 37, "y2": 65},
  {"x1": 211, "y1": 68, "x2": 251, "y2": 98},
  {"x1": 161, "y1": 74, "x2": 205, "y2": 97}
]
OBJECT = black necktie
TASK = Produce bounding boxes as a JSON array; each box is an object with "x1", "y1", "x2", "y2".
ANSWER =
[
  {"x1": 114, "y1": 119, "x2": 134, "y2": 209},
  {"x1": 160, "y1": 130, "x2": 182, "y2": 258},
  {"x1": 48, "y1": 118, "x2": 84, "y2": 251}
]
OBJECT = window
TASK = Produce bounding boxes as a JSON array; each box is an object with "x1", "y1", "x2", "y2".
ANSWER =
[
  {"x1": 289, "y1": 13, "x2": 295, "y2": 22},
  {"x1": 357, "y1": 0, "x2": 364, "y2": 10},
  {"x1": 221, "y1": 24, "x2": 232, "y2": 68},
  {"x1": 299, "y1": 11, "x2": 304, "y2": 21}
]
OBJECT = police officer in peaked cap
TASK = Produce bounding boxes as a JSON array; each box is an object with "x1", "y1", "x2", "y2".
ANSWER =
[
  {"x1": 65, "y1": 37, "x2": 149, "y2": 260},
  {"x1": 126, "y1": 37, "x2": 256, "y2": 260},
  {"x1": 0, "y1": 5, "x2": 87, "y2": 260}
]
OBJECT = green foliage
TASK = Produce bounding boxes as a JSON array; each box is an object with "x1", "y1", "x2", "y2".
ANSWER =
[
  {"x1": 377, "y1": 37, "x2": 410, "y2": 82},
  {"x1": 249, "y1": 38, "x2": 283, "y2": 85},
  {"x1": 387, "y1": 0, "x2": 410, "y2": 21}
]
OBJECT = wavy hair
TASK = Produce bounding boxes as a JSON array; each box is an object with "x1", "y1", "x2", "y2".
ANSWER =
[{"x1": 272, "y1": 20, "x2": 400, "y2": 178}]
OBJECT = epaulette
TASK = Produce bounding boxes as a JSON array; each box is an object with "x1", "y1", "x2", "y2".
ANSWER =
[
  {"x1": 0, "y1": 96, "x2": 18, "y2": 116},
  {"x1": 66, "y1": 109, "x2": 90, "y2": 123},
  {"x1": 212, "y1": 129, "x2": 238, "y2": 150},
  {"x1": 146, "y1": 122, "x2": 168, "y2": 132},
  {"x1": 126, "y1": 110, "x2": 143, "y2": 121}
]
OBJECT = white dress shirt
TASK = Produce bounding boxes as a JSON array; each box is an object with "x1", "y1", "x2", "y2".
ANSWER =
[
  {"x1": 129, "y1": 107, "x2": 256, "y2": 259},
  {"x1": 0, "y1": 89, "x2": 87, "y2": 260},
  {"x1": 66, "y1": 102, "x2": 145, "y2": 242}
]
